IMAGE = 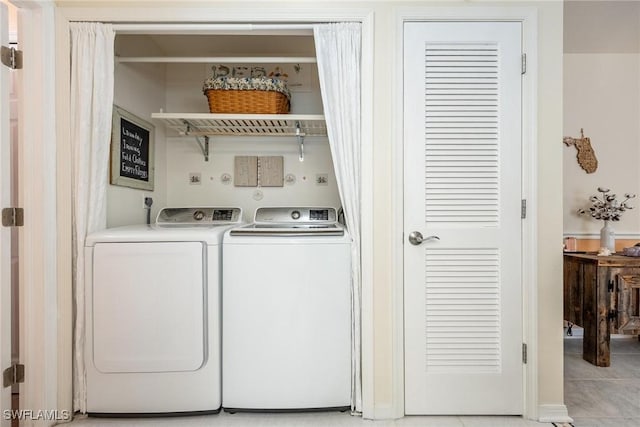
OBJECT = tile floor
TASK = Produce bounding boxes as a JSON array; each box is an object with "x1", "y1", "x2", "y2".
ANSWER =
[
  {"x1": 564, "y1": 328, "x2": 640, "y2": 426},
  {"x1": 60, "y1": 330, "x2": 640, "y2": 427},
  {"x1": 62, "y1": 413, "x2": 551, "y2": 427}
]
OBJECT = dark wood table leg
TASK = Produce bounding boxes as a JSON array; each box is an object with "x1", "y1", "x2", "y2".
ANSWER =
[
  {"x1": 596, "y1": 268, "x2": 611, "y2": 366},
  {"x1": 582, "y1": 263, "x2": 611, "y2": 366}
]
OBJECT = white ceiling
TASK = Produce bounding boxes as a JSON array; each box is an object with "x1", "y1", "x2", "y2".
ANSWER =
[{"x1": 565, "y1": 0, "x2": 640, "y2": 53}]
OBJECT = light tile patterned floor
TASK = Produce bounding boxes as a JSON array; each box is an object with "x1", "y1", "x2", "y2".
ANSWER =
[
  {"x1": 564, "y1": 328, "x2": 640, "y2": 427},
  {"x1": 62, "y1": 413, "x2": 550, "y2": 426}
]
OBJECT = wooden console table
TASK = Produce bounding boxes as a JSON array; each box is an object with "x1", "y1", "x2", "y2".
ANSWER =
[{"x1": 564, "y1": 253, "x2": 640, "y2": 366}]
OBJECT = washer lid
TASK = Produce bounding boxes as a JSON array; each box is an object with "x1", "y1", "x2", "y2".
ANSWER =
[
  {"x1": 85, "y1": 224, "x2": 238, "y2": 246},
  {"x1": 230, "y1": 223, "x2": 344, "y2": 236},
  {"x1": 156, "y1": 207, "x2": 242, "y2": 226}
]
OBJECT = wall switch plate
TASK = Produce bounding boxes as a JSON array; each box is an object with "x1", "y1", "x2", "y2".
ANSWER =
[
  {"x1": 189, "y1": 172, "x2": 202, "y2": 185},
  {"x1": 315, "y1": 173, "x2": 328, "y2": 186}
]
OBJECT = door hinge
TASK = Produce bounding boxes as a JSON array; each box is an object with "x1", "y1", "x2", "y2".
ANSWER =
[
  {"x1": 522, "y1": 343, "x2": 528, "y2": 364},
  {"x1": 521, "y1": 53, "x2": 526, "y2": 75},
  {"x1": 2, "y1": 207, "x2": 24, "y2": 227},
  {"x1": 1, "y1": 45, "x2": 23, "y2": 70},
  {"x1": 3, "y1": 364, "x2": 24, "y2": 388},
  {"x1": 608, "y1": 279, "x2": 615, "y2": 292},
  {"x1": 521, "y1": 199, "x2": 527, "y2": 219}
]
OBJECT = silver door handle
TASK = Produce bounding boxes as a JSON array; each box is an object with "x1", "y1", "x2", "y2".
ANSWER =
[{"x1": 408, "y1": 231, "x2": 440, "y2": 246}]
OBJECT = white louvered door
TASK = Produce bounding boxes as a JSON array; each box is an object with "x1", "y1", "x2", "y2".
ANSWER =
[{"x1": 403, "y1": 21, "x2": 522, "y2": 415}]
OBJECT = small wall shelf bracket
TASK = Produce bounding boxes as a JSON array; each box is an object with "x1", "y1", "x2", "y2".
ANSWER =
[
  {"x1": 182, "y1": 119, "x2": 210, "y2": 161},
  {"x1": 296, "y1": 121, "x2": 304, "y2": 162}
]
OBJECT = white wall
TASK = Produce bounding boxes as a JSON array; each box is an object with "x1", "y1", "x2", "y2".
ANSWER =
[
  {"x1": 110, "y1": 36, "x2": 168, "y2": 227},
  {"x1": 534, "y1": 1, "x2": 564, "y2": 414},
  {"x1": 166, "y1": 137, "x2": 340, "y2": 222},
  {"x1": 563, "y1": 1, "x2": 640, "y2": 239},
  {"x1": 563, "y1": 54, "x2": 640, "y2": 237},
  {"x1": 162, "y1": 61, "x2": 339, "y2": 222},
  {"x1": 110, "y1": 39, "x2": 338, "y2": 225},
  {"x1": 564, "y1": 0, "x2": 640, "y2": 54}
]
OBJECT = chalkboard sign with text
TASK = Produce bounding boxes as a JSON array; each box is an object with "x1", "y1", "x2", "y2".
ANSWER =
[{"x1": 111, "y1": 106, "x2": 155, "y2": 191}]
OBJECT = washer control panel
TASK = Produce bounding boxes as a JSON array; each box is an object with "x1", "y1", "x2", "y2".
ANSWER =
[
  {"x1": 157, "y1": 207, "x2": 242, "y2": 225},
  {"x1": 255, "y1": 207, "x2": 337, "y2": 224}
]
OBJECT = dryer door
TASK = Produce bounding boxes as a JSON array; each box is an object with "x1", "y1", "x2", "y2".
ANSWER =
[{"x1": 92, "y1": 241, "x2": 206, "y2": 373}]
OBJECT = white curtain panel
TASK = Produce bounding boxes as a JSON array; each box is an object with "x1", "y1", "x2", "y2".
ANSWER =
[
  {"x1": 70, "y1": 22, "x2": 115, "y2": 412},
  {"x1": 313, "y1": 22, "x2": 362, "y2": 414}
]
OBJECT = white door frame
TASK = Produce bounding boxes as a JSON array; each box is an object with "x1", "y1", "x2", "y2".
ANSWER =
[
  {"x1": 392, "y1": 7, "x2": 539, "y2": 420},
  {"x1": 7, "y1": 1, "x2": 65, "y2": 426},
  {"x1": 0, "y1": 4, "x2": 11, "y2": 424},
  {"x1": 53, "y1": 4, "x2": 376, "y2": 419}
]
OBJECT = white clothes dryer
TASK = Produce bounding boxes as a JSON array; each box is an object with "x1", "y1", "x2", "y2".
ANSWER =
[
  {"x1": 222, "y1": 207, "x2": 351, "y2": 412},
  {"x1": 84, "y1": 207, "x2": 242, "y2": 415}
]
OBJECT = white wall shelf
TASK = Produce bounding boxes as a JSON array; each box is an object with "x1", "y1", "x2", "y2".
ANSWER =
[
  {"x1": 117, "y1": 56, "x2": 317, "y2": 64},
  {"x1": 151, "y1": 112, "x2": 327, "y2": 161},
  {"x1": 152, "y1": 112, "x2": 326, "y2": 136}
]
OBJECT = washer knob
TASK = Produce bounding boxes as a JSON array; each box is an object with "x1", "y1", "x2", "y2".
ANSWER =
[
  {"x1": 193, "y1": 210, "x2": 205, "y2": 221},
  {"x1": 291, "y1": 210, "x2": 301, "y2": 220}
]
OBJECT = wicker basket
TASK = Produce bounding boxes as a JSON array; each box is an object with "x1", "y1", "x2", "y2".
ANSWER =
[{"x1": 205, "y1": 89, "x2": 290, "y2": 114}]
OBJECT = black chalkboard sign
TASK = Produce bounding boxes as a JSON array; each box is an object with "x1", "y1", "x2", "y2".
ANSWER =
[{"x1": 111, "y1": 106, "x2": 155, "y2": 191}]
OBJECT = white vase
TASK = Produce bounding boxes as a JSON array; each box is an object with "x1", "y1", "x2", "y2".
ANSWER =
[{"x1": 600, "y1": 220, "x2": 615, "y2": 253}]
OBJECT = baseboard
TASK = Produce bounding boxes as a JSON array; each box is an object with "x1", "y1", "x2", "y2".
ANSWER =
[
  {"x1": 369, "y1": 404, "x2": 569, "y2": 422},
  {"x1": 538, "y1": 404, "x2": 573, "y2": 423},
  {"x1": 369, "y1": 404, "x2": 402, "y2": 420}
]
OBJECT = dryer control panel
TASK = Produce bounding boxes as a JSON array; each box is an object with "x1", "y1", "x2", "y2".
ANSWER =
[{"x1": 156, "y1": 207, "x2": 242, "y2": 225}]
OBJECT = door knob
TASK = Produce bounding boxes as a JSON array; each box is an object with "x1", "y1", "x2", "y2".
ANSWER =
[{"x1": 408, "y1": 231, "x2": 439, "y2": 246}]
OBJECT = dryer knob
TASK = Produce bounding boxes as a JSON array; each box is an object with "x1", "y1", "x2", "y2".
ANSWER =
[
  {"x1": 291, "y1": 210, "x2": 301, "y2": 220},
  {"x1": 193, "y1": 210, "x2": 205, "y2": 221}
]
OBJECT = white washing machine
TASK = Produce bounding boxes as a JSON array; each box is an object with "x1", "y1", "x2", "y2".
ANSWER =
[
  {"x1": 84, "y1": 207, "x2": 242, "y2": 415},
  {"x1": 222, "y1": 207, "x2": 351, "y2": 412}
]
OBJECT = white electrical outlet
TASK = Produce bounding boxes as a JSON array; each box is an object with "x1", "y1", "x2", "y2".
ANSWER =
[
  {"x1": 315, "y1": 173, "x2": 328, "y2": 186},
  {"x1": 142, "y1": 193, "x2": 153, "y2": 209},
  {"x1": 189, "y1": 172, "x2": 202, "y2": 185}
]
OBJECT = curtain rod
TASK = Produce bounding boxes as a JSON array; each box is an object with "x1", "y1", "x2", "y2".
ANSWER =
[{"x1": 111, "y1": 23, "x2": 318, "y2": 34}]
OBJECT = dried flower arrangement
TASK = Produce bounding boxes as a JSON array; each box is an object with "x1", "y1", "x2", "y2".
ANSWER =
[{"x1": 577, "y1": 187, "x2": 636, "y2": 221}]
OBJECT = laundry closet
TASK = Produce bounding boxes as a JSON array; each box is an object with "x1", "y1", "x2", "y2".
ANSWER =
[
  {"x1": 109, "y1": 29, "x2": 340, "y2": 226},
  {"x1": 77, "y1": 22, "x2": 358, "y2": 416}
]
